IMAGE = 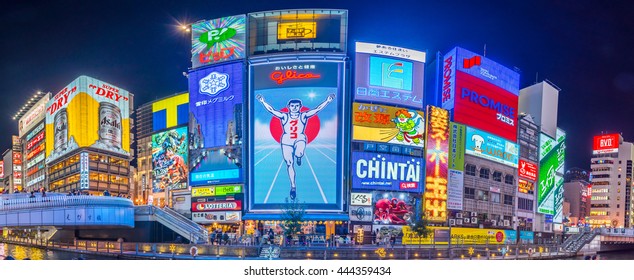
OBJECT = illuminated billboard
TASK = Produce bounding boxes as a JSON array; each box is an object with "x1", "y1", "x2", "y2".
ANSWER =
[
  {"x1": 192, "y1": 200, "x2": 241, "y2": 212},
  {"x1": 0, "y1": 161, "x2": 3, "y2": 178},
  {"x1": 593, "y1": 134, "x2": 619, "y2": 154},
  {"x1": 352, "y1": 102, "x2": 425, "y2": 147},
  {"x1": 465, "y1": 126, "x2": 519, "y2": 167},
  {"x1": 538, "y1": 129, "x2": 566, "y2": 215},
  {"x1": 191, "y1": 15, "x2": 246, "y2": 68},
  {"x1": 373, "y1": 191, "x2": 416, "y2": 225},
  {"x1": 152, "y1": 93, "x2": 188, "y2": 132},
  {"x1": 355, "y1": 42, "x2": 425, "y2": 109},
  {"x1": 424, "y1": 106, "x2": 449, "y2": 222},
  {"x1": 249, "y1": 60, "x2": 344, "y2": 212},
  {"x1": 518, "y1": 159, "x2": 538, "y2": 181},
  {"x1": 247, "y1": 9, "x2": 348, "y2": 55},
  {"x1": 518, "y1": 179, "x2": 535, "y2": 194},
  {"x1": 442, "y1": 47, "x2": 519, "y2": 142},
  {"x1": 352, "y1": 152, "x2": 422, "y2": 192},
  {"x1": 45, "y1": 76, "x2": 131, "y2": 164},
  {"x1": 192, "y1": 211, "x2": 242, "y2": 224},
  {"x1": 191, "y1": 185, "x2": 242, "y2": 197},
  {"x1": 18, "y1": 95, "x2": 50, "y2": 137},
  {"x1": 152, "y1": 126, "x2": 188, "y2": 193},
  {"x1": 189, "y1": 62, "x2": 244, "y2": 185},
  {"x1": 448, "y1": 122, "x2": 466, "y2": 210}
]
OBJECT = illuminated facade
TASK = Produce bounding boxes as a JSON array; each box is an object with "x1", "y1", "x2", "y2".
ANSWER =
[
  {"x1": 16, "y1": 92, "x2": 51, "y2": 193},
  {"x1": 516, "y1": 114, "x2": 539, "y2": 232}
]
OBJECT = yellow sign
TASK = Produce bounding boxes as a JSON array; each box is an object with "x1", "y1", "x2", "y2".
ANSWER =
[
  {"x1": 402, "y1": 226, "x2": 510, "y2": 245},
  {"x1": 278, "y1": 22, "x2": 316, "y2": 40},
  {"x1": 192, "y1": 187, "x2": 215, "y2": 197},
  {"x1": 152, "y1": 93, "x2": 189, "y2": 129},
  {"x1": 352, "y1": 102, "x2": 425, "y2": 147}
]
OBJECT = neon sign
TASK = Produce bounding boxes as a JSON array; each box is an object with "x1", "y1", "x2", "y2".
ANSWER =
[
  {"x1": 424, "y1": 106, "x2": 449, "y2": 222},
  {"x1": 270, "y1": 70, "x2": 321, "y2": 85}
]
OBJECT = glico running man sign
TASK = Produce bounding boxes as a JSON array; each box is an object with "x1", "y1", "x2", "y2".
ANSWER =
[{"x1": 249, "y1": 60, "x2": 345, "y2": 212}]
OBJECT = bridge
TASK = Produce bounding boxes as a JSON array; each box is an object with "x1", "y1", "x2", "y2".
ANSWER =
[{"x1": 562, "y1": 227, "x2": 634, "y2": 255}]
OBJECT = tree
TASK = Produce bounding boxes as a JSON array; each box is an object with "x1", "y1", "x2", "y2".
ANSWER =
[
  {"x1": 280, "y1": 197, "x2": 306, "y2": 246},
  {"x1": 410, "y1": 217, "x2": 431, "y2": 247}
]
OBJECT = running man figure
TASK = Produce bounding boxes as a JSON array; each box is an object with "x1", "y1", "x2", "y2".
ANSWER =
[{"x1": 256, "y1": 93, "x2": 336, "y2": 200}]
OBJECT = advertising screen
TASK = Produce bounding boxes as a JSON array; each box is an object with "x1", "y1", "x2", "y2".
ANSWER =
[
  {"x1": 538, "y1": 130, "x2": 566, "y2": 215},
  {"x1": 424, "y1": 106, "x2": 450, "y2": 222},
  {"x1": 191, "y1": 15, "x2": 246, "y2": 68},
  {"x1": 593, "y1": 133, "x2": 619, "y2": 154},
  {"x1": 442, "y1": 47, "x2": 520, "y2": 142},
  {"x1": 249, "y1": 60, "x2": 344, "y2": 211},
  {"x1": 518, "y1": 179, "x2": 535, "y2": 194},
  {"x1": 189, "y1": 62, "x2": 244, "y2": 185},
  {"x1": 349, "y1": 205, "x2": 373, "y2": 222},
  {"x1": 277, "y1": 22, "x2": 317, "y2": 40},
  {"x1": 19, "y1": 95, "x2": 50, "y2": 137},
  {"x1": 373, "y1": 191, "x2": 416, "y2": 225},
  {"x1": 465, "y1": 126, "x2": 519, "y2": 168},
  {"x1": 448, "y1": 122, "x2": 465, "y2": 210},
  {"x1": 152, "y1": 93, "x2": 188, "y2": 132},
  {"x1": 0, "y1": 161, "x2": 3, "y2": 178},
  {"x1": 518, "y1": 159, "x2": 538, "y2": 181},
  {"x1": 152, "y1": 126, "x2": 188, "y2": 193},
  {"x1": 45, "y1": 76, "x2": 131, "y2": 164},
  {"x1": 192, "y1": 200, "x2": 242, "y2": 212},
  {"x1": 350, "y1": 192, "x2": 372, "y2": 206},
  {"x1": 355, "y1": 42, "x2": 425, "y2": 109},
  {"x1": 352, "y1": 152, "x2": 422, "y2": 192},
  {"x1": 352, "y1": 102, "x2": 425, "y2": 147}
]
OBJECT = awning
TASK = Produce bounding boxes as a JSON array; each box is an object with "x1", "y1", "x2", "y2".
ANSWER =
[{"x1": 243, "y1": 213, "x2": 349, "y2": 221}]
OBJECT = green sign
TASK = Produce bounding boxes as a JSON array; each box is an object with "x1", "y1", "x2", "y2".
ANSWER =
[
  {"x1": 214, "y1": 185, "x2": 242, "y2": 196},
  {"x1": 537, "y1": 130, "x2": 565, "y2": 215},
  {"x1": 199, "y1": 27, "x2": 237, "y2": 48},
  {"x1": 449, "y1": 122, "x2": 466, "y2": 171}
]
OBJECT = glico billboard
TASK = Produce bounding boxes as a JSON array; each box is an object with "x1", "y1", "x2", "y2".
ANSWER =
[
  {"x1": 352, "y1": 152, "x2": 422, "y2": 192},
  {"x1": 45, "y1": 76, "x2": 131, "y2": 164},
  {"x1": 465, "y1": 126, "x2": 519, "y2": 168},
  {"x1": 188, "y1": 62, "x2": 244, "y2": 185},
  {"x1": 152, "y1": 126, "x2": 188, "y2": 192},
  {"x1": 538, "y1": 129, "x2": 566, "y2": 216},
  {"x1": 152, "y1": 93, "x2": 189, "y2": 132},
  {"x1": 19, "y1": 95, "x2": 50, "y2": 137},
  {"x1": 593, "y1": 133, "x2": 619, "y2": 155},
  {"x1": 442, "y1": 47, "x2": 519, "y2": 142},
  {"x1": 352, "y1": 102, "x2": 425, "y2": 147},
  {"x1": 424, "y1": 106, "x2": 449, "y2": 222},
  {"x1": 249, "y1": 60, "x2": 345, "y2": 212},
  {"x1": 191, "y1": 15, "x2": 246, "y2": 68},
  {"x1": 355, "y1": 42, "x2": 425, "y2": 109}
]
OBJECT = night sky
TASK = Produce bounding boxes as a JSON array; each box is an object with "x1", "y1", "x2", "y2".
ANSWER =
[{"x1": 2, "y1": 0, "x2": 633, "y2": 170}]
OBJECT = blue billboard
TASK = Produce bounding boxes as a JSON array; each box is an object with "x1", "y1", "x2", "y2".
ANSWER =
[
  {"x1": 352, "y1": 152, "x2": 422, "y2": 192},
  {"x1": 188, "y1": 61, "x2": 244, "y2": 185},
  {"x1": 249, "y1": 60, "x2": 345, "y2": 212},
  {"x1": 465, "y1": 126, "x2": 519, "y2": 168}
]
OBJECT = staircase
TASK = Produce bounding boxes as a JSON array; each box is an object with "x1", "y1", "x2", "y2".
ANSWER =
[
  {"x1": 259, "y1": 246, "x2": 281, "y2": 259},
  {"x1": 145, "y1": 206, "x2": 208, "y2": 244},
  {"x1": 562, "y1": 230, "x2": 598, "y2": 253}
]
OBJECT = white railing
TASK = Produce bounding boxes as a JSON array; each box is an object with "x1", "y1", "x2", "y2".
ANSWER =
[{"x1": 0, "y1": 195, "x2": 133, "y2": 211}]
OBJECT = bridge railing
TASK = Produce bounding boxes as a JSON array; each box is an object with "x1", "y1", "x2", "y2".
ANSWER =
[{"x1": 0, "y1": 195, "x2": 134, "y2": 211}]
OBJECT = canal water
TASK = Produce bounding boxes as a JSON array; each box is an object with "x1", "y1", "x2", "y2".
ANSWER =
[{"x1": 1, "y1": 243, "x2": 117, "y2": 260}]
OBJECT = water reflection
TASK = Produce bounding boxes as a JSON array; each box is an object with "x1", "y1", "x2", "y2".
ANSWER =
[{"x1": 1, "y1": 243, "x2": 116, "y2": 260}]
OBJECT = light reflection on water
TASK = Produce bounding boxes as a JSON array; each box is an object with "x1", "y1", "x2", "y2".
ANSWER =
[{"x1": 1, "y1": 243, "x2": 117, "y2": 260}]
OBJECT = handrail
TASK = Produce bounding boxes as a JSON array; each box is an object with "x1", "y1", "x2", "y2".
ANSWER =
[
  {"x1": 161, "y1": 206, "x2": 208, "y2": 236},
  {"x1": 0, "y1": 195, "x2": 133, "y2": 211},
  {"x1": 149, "y1": 206, "x2": 207, "y2": 243}
]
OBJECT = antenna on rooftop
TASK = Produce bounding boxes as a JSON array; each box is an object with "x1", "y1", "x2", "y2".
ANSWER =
[{"x1": 483, "y1": 44, "x2": 487, "y2": 57}]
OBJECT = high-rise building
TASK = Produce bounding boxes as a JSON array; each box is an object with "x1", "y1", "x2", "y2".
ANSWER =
[
  {"x1": 589, "y1": 133, "x2": 633, "y2": 228},
  {"x1": 565, "y1": 167, "x2": 590, "y2": 182},
  {"x1": 516, "y1": 114, "x2": 540, "y2": 231},
  {"x1": 563, "y1": 179, "x2": 591, "y2": 226}
]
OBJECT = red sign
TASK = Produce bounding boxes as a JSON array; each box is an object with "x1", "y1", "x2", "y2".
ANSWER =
[
  {"x1": 400, "y1": 182, "x2": 418, "y2": 190},
  {"x1": 518, "y1": 179, "x2": 534, "y2": 194},
  {"x1": 27, "y1": 131, "x2": 45, "y2": 150},
  {"x1": 192, "y1": 200, "x2": 241, "y2": 212},
  {"x1": 0, "y1": 161, "x2": 3, "y2": 178},
  {"x1": 454, "y1": 71, "x2": 518, "y2": 142},
  {"x1": 26, "y1": 143, "x2": 45, "y2": 160},
  {"x1": 518, "y1": 160, "x2": 537, "y2": 181},
  {"x1": 593, "y1": 134, "x2": 619, "y2": 154},
  {"x1": 270, "y1": 70, "x2": 321, "y2": 85}
]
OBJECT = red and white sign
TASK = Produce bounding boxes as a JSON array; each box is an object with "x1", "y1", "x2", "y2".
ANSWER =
[
  {"x1": 27, "y1": 131, "x2": 45, "y2": 150},
  {"x1": 26, "y1": 143, "x2": 45, "y2": 160},
  {"x1": 192, "y1": 211, "x2": 241, "y2": 223},
  {"x1": 192, "y1": 200, "x2": 241, "y2": 212},
  {"x1": 518, "y1": 160, "x2": 537, "y2": 181},
  {"x1": 593, "y1": 134, "x2": 619, "y2": 154},
  {"x1": 454, "y1": 71, "x2": 518, "y2": 142}
]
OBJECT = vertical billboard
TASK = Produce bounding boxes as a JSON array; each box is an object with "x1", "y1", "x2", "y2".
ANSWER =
[
  {"x1": 465, "y1": 126, "x2": 519, "y2": 167},
  {"x1": 373, "y1": 191, "x2": 416, "y2": 225},
  {"x1": 424, "y1": 106, "x2": 449, "y2": 222},
  {"x1": 152, "y1": 93, "x2": 189, "y2": 132},
  {"x1": 191, "y1": 15, "x2": 246, "y2": 68},
  {"x1": 45, "y1": 76, "x2": 131, "y2": 164},
  {"x1": 538, "y1": 129, "x2": 566, "y2": 215},
  {"x1": 351, "y1": 152, "x2": 422, "y2": 192},
  {"x1": 593, "y1": 133, "x2": 619, "y2": 154},
  {"x1": 442, "y1": 47, "x2": 520, "y2": 142},
  {"x1": 249, "y1": 60, "x2": 344, "y2": 211},
  {"x1": 447, "y1": 122, "x2": 466, "y2": 210},
  {"x1": 355, "y1": 42, "x2": 426, "y2": 109},
  {"x1": 18, "y1": 95, "x2": 50, "y2": 137},
  {"x1": 189, "y1": 62, "x2": 244, "y2": 185},
  {"x1": 352, "y1": 102, "x2": 425, "y2": 147},
  {"x1": 152, "y1": 126, "x2": 188, "y2": 192}
]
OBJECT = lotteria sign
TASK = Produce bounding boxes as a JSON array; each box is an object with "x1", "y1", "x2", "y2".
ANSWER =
[
  {"x1": 593, "y1": 134, "x2": 619, "y2": 155},
  {"x1": 352, "y1": 152, "x2": 421, "y2": 192},
  {"x1": 192, "y1": 200, "x2": 242, "y2": 212},
  {"x1": 442, "y1": 47, "x2": 519, "y2": 142}
]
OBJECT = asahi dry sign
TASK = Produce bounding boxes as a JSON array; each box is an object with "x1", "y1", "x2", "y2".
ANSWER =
[{"x1": 45, "y1": 76, "x2": 131, "y2": 164}]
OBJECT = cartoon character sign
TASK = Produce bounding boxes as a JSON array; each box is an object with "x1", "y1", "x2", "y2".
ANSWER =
[
  {"x1": 152, "y1": 127, "x2": 189, "y2": 192},
  {"x1": 373, "y1": 192, "x2": 415, "y2": 225},
  {"x1": 392, "y1": 109, "x2": 424, "y2": 144},
  {"x1": 352, "y1": 102, "x2": 425, "y2": 148}
]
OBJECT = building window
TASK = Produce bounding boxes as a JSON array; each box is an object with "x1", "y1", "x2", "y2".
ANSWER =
[
  {"x1": 465, "y1": 187, "x2": 475, "y2": 199},
  {"x1": 518, "y1": 198, "x2": 533, "y2": 211},
  {"x1": 491, "y1": 192, "x2": 501, "y2": 203},
  {"x1": 477, "y1": 190, "x2": 489, "y2": 201},
  {"x1": 480, "y1": 168, "x2": 490, "y2": 179},
  {"x1": 493, "y1": 171, "x2": 502, "y2": 182},
  {"x1": 465, "y1": 164, "x2": 476, "y2": 176},
  {"x1": 504, "y1": 175, "x2": 514, "y2": 185},
  {"x1": 504, "y1": 195, "x2": 513, "y2": 206}
]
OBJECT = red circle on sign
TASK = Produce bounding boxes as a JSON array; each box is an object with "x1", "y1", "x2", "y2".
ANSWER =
[
  {"x1": 495, "y1": 231, "x2": 504, "y2": 243},
  {"x1": 269, "y1": 107, "x2": 320, "y2": 144}
]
